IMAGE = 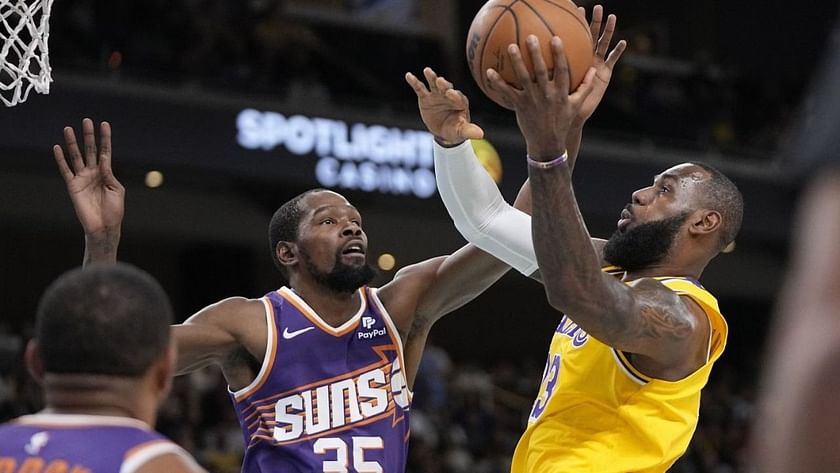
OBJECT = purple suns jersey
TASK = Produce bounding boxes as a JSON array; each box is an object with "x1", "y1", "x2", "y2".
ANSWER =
[
  {"x1": 0, "y1": 413, "x2": 199, "y2": 473},
  {"x1": 229, "y1": 286, "x2": 412, "y2": 473}
]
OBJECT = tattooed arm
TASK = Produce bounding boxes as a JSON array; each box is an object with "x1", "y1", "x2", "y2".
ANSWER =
[
  {"x1": 524, "y1": 160, "x2": 709, "y2": 377},
  {"x1": 487, "y1": 34, "x2": 710, "y2": 378}
]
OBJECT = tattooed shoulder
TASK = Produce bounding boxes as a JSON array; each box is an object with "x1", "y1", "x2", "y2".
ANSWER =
[{"x1": 627, "y1": 278, "x2": 697, "y2": 342}]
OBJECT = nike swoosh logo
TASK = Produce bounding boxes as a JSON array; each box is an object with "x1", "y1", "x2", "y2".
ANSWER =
[{"x1": 282, "y1": 326, "x2": 316, "y2": 340}]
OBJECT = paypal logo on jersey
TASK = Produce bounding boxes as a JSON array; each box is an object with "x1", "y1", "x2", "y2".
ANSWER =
[{"x1": 358, "y1": 316, "x2": 386, "y2": 339}]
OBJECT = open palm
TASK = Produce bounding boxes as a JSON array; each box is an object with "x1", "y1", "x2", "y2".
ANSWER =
[
  {"x1": 575, "y1": 5, "x2": 627, "y2": 126},
  {"x1": 53, "y1": 119, "x2": 125, "y2": 236}
]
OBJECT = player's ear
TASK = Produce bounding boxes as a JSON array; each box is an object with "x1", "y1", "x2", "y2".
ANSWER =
[
  {"x1": 276, "y1": 241, "x2": 298, "y2": 268},
  {"x1": 25, "y1": 339, "x2": 44, "y2": 385},
  {"x1": 152, "y1": 342, "x2": 176, "y2": 401},
  {"x1": 688, "y1": 209, "x2": 721, "y2": 236}
]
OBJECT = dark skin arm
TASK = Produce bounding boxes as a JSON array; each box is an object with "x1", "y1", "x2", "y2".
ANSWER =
[
  {"x1": 387, "y1": 7, "x2": 632, "y2": 385},
  {"x1": 507, "y1": 7, "x2": 625, "y2": 277},
  {"x1": 488, "y1": 37, "x2": 709, "y2": 379},
  {"x1": 53, "y1": 119, "x2": 124, "y2": 266},
  {"x1": 54, "y1": 120, "x2": 267, "y2": 389}
]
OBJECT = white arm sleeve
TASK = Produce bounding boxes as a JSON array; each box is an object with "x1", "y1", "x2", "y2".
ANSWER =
[{"x1": 434, "y1": 140, "x2": 539, "y2": 276}]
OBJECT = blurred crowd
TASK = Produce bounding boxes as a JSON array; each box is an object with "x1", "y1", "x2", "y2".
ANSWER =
[
  {"x1": 46, "y1": 0, "x2": 804, "y2": 158},
  {"x1": 0, "y1": 319, "x2": 756, "y2": 472}
]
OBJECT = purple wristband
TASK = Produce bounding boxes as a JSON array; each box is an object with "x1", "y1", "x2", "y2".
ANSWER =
[{"x1": 527, "y1": 151, "x2": 569, "y2": 169}]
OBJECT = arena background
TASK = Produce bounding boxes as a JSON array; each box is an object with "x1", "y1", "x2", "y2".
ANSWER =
[{"x1": 1, "y1": 0, "x2": 838, "y2": 471}]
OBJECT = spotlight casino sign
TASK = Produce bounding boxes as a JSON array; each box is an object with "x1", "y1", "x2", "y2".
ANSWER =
[
  {"x1": 0, "y1": 82, "x2": 525, "y2": 204},
  {"x1": 236, "y1": 109, "x2": 438, "y2": 200}
]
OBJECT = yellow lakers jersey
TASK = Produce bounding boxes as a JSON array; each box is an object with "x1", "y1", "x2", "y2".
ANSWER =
[{"x1": 510, "y1": 272, "x2": 728, "y2": 473}]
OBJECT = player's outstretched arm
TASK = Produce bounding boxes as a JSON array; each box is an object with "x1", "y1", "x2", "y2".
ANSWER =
[
  {"x1": 173, "y1": 297, "x2": 266, "y2": 376},
  {"x1": 409, "y1": 68, "x2": 609, "y2": 279},
  {"x1": 53, "y1": 118, "x2": 124, "y2": 266},
  {"x1": 490, "y1": 36, "x2": 709, "y2": 375},
  {"x1": 53, "y1": 120, "x2": 265, "y2": 381}
]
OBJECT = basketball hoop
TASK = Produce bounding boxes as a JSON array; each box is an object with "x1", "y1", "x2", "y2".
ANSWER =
[{"x1": 0, "y1": 0, "x2": 53, "y2": 107}]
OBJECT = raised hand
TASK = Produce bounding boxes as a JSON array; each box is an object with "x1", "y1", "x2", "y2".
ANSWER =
[
  {"x1": 574, "y1": 4, "x2": 627, "y2": 127},
  {"x1": 405, "y1": 67, "x2": 484, "y2": 145},
  {"x1": 53, "y1": 118, "x2": 124, "y2": 264},
  {"x1": 486, "y1": 36, "x2": 597, "y2": 160}
]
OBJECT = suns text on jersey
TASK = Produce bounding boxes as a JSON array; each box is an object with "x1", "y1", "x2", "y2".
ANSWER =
[{"x1": 271, "y1": 357, "x2": 409, "y2": 443}]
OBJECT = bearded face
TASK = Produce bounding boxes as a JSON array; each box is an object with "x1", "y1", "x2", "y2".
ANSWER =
[
  {"x1": 300, "y1": 246, "x2": 376, "y2": 293},
  {"x1": 603, "y1": 212, "x2": 690, "y2": 272}
]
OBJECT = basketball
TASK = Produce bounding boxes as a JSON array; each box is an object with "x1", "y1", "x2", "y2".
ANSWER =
[{"x1": 466, "y1": 0, "x2": 594, "y2": 109}]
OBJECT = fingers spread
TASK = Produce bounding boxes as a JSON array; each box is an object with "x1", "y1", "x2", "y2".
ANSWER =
[
  {"x1": 435, "y1": 76, "x2": 454, "y2": 94},
  {"x1": 596, "y1": 14, "x2": 617, "y2": 58},
  {"x1": 405, "y1": 72, "x2": 430, "y2": 97},
  {"x1": 444, "y1": 88, "x2": 468, "y2": 109},
  {"x1": 99, "y1": 121, "x2": 113, "y2": 173},
  {"x1": 63, "y1": 126, "x2": 85, "y2": 174},
  {"x1": 486, "y1": 68, "x2": 518, "y2": 105},
  {"x1": 527, "y1": 35, "x2": 550, "y2": 91},
  {"x1": 53, "y1": 144, "x2": 74, "y2": 182},
  {"x1": 606, "y1": 39, "x2": 627, "y2": 68},
  {"x1": 550, "y1": 37, "x2": 570, "y2": 93},
  {"x1": 82, "y1": 117, "x2": 97, "y2": 168},
  {"x1": 508, "y1": 43, "x2": 532, "y2": 88},
  {"x1": 422, "y1": 67, "x2": 440, "y2": 91},
  {"x1": 589, "y1": 4, "x2": 604, "y2": 48}
]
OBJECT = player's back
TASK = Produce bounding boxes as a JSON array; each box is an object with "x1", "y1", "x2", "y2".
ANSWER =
[{"x1": 0, "y1": 413, "x2": 197, "y2": 473}]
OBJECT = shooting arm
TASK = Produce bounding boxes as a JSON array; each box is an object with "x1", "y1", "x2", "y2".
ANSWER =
[{"x1": 528, "y1": 163, "x2": 706, "y2": 367}]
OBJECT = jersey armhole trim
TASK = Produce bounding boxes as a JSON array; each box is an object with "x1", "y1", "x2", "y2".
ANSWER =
[
  {"x1": 676, "y1": 291, "x2": 728, "y2": 362},
  {"x1": 611, "y1": 348, "x2": 650, "y2": 385},
  {"x1": 231, "y1": 297, "x2": 278, "y2": 401},
  {"x1": 368, "y1": 287, "x2": 414, "y2": 401}
]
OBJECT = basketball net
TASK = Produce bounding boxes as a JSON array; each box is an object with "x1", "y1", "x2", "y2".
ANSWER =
[{"x1": 0, "y1": 0, "x2": 53, "y2": 107}]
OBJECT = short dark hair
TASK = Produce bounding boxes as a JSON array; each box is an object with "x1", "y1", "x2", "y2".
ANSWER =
[
  {"x1": 268, "y1": 189, "x2": 326, "y2": 276},
  {"x1": 690, "y1": 162, "x2": 744, "y2": 250},
  {"x1": 35, "y1": 263, "x2": 173, "y2": 377}
]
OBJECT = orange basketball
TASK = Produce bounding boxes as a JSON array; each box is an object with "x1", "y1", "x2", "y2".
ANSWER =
[{"x1": 466, "y1": 0, "x2": 594, "y2": 109}]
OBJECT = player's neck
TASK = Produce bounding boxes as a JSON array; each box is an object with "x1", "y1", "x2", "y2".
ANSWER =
[
  {"x1": 289, "y1": 281, "x2": 363, "y2": 327},
  {"x1": 622, "y1": 261, "x2": 703, "y2": 281},
  {"x1": 41, "y1": 373, "x2": 154, "y2": 425}
]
